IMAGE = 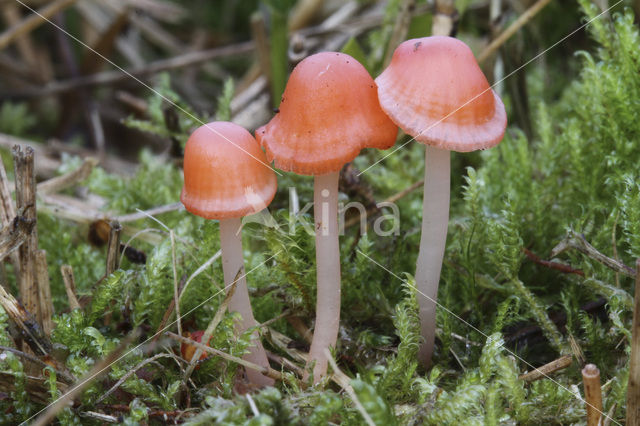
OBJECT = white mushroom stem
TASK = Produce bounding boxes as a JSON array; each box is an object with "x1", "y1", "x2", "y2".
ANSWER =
[
  {"x1": 307, "y1": 171, "x2": 341, "y2": 382},
  {"x1": 219, "y1": 217, "x2": 274, "y2": 387},
  {"x1": 415, "y1": 146, "x2": 450, "y2": 367}
]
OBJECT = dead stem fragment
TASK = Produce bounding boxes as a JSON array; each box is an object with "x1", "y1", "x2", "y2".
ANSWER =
[
  {"x1": 106, "y1": 220, "x2": 122, "y2": 275},
  {"x1": 34, "y1": 249, "x2": 53, "y2": 335},
  {"x1": 551, "y1": 230, "x2": 636, "y2": 277},
  {"x1": 36, "y1": 157, "x2": 98, "y2": 195},
  {"x1": 13, "y1": 145, "x2": 39, "y2": 324},
  {"x1": 0, "y1": 214, "x2": 35, "y2": 260},
  {"x1": 626, "y1": 259, "x2": 640, "y2": 425},
  {"x1": 167, "y1": 331, "x2": 282, "y2": 381},
  {"x1": 518, "y1": 354, "x2": 572, "y2": 382},
  {"x1": 61, "y1": 264, "x2": 81, "y2": 310},
  {"x1": 0, "y1": 0, "x2": 78, "y2": 51},
  {"x1": 582, "y1": 363, "x2": 603, "y2": 426},
  {"x1": 0, "y1": 284, "x2": 51, "y2": 355}
]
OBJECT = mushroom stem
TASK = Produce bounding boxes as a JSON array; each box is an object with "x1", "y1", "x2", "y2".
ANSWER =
[
  {"x1": 219, "y1": 217, "x2": 274, "y2": 387},
  {"x1": 415, "y1": 146, "x2": 450, "y2": 367},
  {"x1": 307, "y1": 171, "x2": 341, "y2": 382}
]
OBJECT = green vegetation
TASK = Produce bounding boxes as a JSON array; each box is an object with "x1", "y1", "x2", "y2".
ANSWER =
[{"x1": 0, "y1": 0, "x2": 639, "y2": 424}]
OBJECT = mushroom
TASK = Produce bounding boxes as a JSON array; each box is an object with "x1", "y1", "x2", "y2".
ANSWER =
[
  {"x1": 181, "y1": 330, "x2": 209, "y2": 363},
  {"x1": 375, "y1": 36, "x2": 507, "y2": 367},
  {"x1": 181, "y1": 121, "x2": 277, "y2": 387},
  {"x1": 256, "y1": 52, "x2": 397, "y2": 382}
]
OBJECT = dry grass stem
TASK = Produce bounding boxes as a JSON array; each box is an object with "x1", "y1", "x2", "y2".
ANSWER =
[
  {"x1": 95, "y1": 353, "x2": 174, "y2": 405},
  {"x1": 167, "y1": 331, "x2": 282, "y2": 381},
  {"x1": 34, "y1": 249, "x2": 53, "y2": 335},
  {"x1": 518, "y1": 354, "x2": 572, "y2": 382},
  {"x1": 582, "y1": 363, "x2": 603, "y2": 426},
  {"x1": 37, "y1": 157, "x2": 98, "y2": 195},
  {"x1": 0, "y1": 0, "x2": 78, "y2": 51},
  {"x1": 552, "y1": 231, "x2": 636, "y2": 277},
  {"x1": 60, "y1": 264, "x2": 81, "y2": 310},
  {"x1": 326, "y1": 350, "x2": 376, "y2": 426},
  {"x1": 12, "y1": 145, "x2": 39, "y2": 327},
  {"x1": 383, "y1": 0, "x2": 416, "y2": 67},
  {"x1": 626, "y1": 258, "x2": 640, "y2": 425},
  {"x1": 105, "y1": 220, "x2": 122, "y2": 275},
  {"x1": 0, "y1": 284, "x2": 51, "y2": 355},
  {"x1": 478, "y1": 0, "x2": 554, "y2": 63},
  {"x1": 0, "y1": 214, "x2": 34, "y2": 261}
]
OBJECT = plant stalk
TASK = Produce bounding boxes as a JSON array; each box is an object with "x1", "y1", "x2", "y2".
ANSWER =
[
  {"x1": 627, "y1": 258, "x2": 640, "y2": 425},
  {"x1": 307, "y1": 171, "x2": 341, "y2": 382},
  {"x1": 582, "y1": 363, "x2": 603, "y2": 426},
  {"x1": 415, "y1": 146, "x2": 450, "y2": 367},
  {"x1": 219, "y1": 217, "x2": 274, "y2": 387}
]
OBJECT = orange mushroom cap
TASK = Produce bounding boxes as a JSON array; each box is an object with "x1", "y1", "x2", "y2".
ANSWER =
[
  {"x1": 376, "y1": 36, "x2": 506, "y2": 152},
  {"x1": 180, "y1": 331, "x2": 209, "y2": 363},
  {"x1": 180, "y1": 122, "x2": 277, "y2": 220},
  {"x1": 256, "y1": 52, "x2": 398, "y2": 175}
]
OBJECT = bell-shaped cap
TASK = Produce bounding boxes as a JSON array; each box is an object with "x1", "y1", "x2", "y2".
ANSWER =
[
  {"x1": 376, "y1": 36, "x2": 506, "y2": 152},
  {"x1": 256, "y1": 52, "x2": 398, "y2": 175},
  {"x1": 181, "y1": 122, "x2": 277, "y2": 219}
]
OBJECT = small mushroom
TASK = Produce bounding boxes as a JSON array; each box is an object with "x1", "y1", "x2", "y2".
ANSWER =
[
  {"x1": 181, "y1": 330, "x2": 209, "y2": 363},
  {"x1": 181, "y1": 121, "x2": 277, "y2": 387},
  {"x1": 256, "y1": 52, "x2": 397, "y2": 382},
  {"x1": 376, "y1": 36, "x2": 507, "y2": 367}
]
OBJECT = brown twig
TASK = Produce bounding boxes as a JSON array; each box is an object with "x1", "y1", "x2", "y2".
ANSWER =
[
  {"x1": 0, "y1": 133, "x2": 136, "y2": 178},
  {"x1": 0, "y1": 284, "x2": 51, "y2": 355},
  {"x1": 518, "y1": 354, "x2": 572, "y2": 382},
  {"x1": 1, "y1": 2, "x2": 41, "y2": 79},
  {"x1": 36, "y1": 157, "x2": 98, "y2": 195},
  {"x1": 34, "y1": 250, "x2": 53, "y2": 335},
  {"x1": 14, "y1": 41, "x2": 254, "y2": 98},
  {"x1": 266, "y1": 350, "x2": 305, "y2": 376},
  {"x1": 0, "y1": 0, "x2": 78, "y2": 51},
  {"x1": 0, "y1": 152, "x2": 17, "y2": 224},
  {"x1": 166, "y1": 332, "x2": 282, "y2": 381},
  {"x1": 0, "y1": 214, "x2": 35, "y2": 260},
  {"x1": 582, "y1": 363, "x2": 603, "y2": 426},
  {"x1": 12, "y1": 145, "x2": 39, "y2": 324},
  {"x1": 121, "y1": 0, "x2": 187, "y2": 23},
  {"x1": 61, "y1": 264, "x2": 81, "y2": 310},
  {"x1": 383, "y1": 0, "x2": 416, "y2": 67},
  {"x1": 251, "y1": 13, "x2": 272, "y2": 100},
  {"x1": 31, "y1": 329, "x2": 140, "y2": 426},
  {"x1": 522, "y1": 247, "x2": 584, "y2": 276},
  {"x1": 106, "y1": 221, "x2": 122, "y2": 275},
  {"x1": 627, "y1": 258, "x2": 640, "y2": 425},
  {"x1": 289, "y1": 0, "x2": 324, "y2": 31},
  {"x1": 115, "y1": 203, "x2": 183, "y2": 223},
  {"x1": 0, "y1": 156, "x2": 21, "y2": 287},
  {"x1": 0, "y1": 345, "x2": 73, "y2": 383},
  {"x1": 286, "y1": 316, "x2": 313, "y2": 344},
  {"x1": 265, "y1": 327, "x2": 308, "y2": 364},
  {"x1": 551, "y1": 230, "x2": 636, "y2": 277},
  {"x1": 94, "y1": 353, "x2": 174, "y2": 405},
  {"x1": 477, "y1": 0, "x2": 554, "y2": 63}
]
